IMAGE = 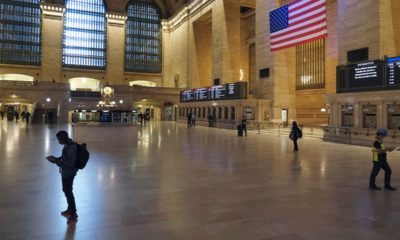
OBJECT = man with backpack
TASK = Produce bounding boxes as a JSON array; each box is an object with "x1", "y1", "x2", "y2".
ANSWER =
[{"x1": 46, "y1": 130, "x2": 79, "y2": 224}]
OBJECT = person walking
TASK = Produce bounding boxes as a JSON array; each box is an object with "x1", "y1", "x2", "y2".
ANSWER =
[
  {"x1": 15, "y1": 111, "x2": 19, "y2": 122},
  {"x1": 191, "y1": 112, "x2": 196, "y2": 128},
  {"x1": 289, "y1": 121, "x2": 302, "y2": 151},
  {"x1": 21, "y1": 111, "x2": 26, "y2": 122},
  {"x1": 46, "y1": 130, "x2": 79, "y2": 224},
  {"x1": 25, "y1": 112, "x2": 31, "y2": 125},
  {"x1": 187, "y1": 112, "x2": 192, "y2": 128},
  {"x1": 241, "y1": 116, "x2": 247, "y2": 137},
  {"x1": 0, "y1": 111, "x2": 4, "y2": 120},
  {"x1": 369, "y1": 128, "x2": 396, "y2": 191}
]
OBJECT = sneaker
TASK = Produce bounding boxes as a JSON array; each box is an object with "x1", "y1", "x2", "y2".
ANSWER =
[
  {"x1": 384, "y1": 186, "x2": 397, "y2": 191},
  {"x1": 61, "y1": 209, "x2": 71, "y2": 217},
  {"x1": 67, "y1": 213, "x2": 78, "y2": 224},
  {"x1": 369, "y1": 186, "x2": 382, "y2": 190}
]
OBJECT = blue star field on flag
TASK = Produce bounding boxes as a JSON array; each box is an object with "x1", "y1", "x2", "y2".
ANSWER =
[{"x1": 269, "y1": 5, "x2": 289, "y2": 33}]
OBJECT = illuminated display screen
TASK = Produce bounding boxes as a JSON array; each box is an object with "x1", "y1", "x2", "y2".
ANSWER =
[
  {"x1": 337, "y1": 57, "x2": 400, "y2": 92},
  {"x1": 387, "y1": 57, "x2": 400, "y2": 89},
  {"x1": 180, "y1": 82, "x2": 247, "y2": 102},
  {"x1": 348, "y1": 60, "x2": 384, "y2": 90}
]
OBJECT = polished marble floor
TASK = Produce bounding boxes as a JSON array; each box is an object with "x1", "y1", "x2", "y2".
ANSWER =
[{"x1": 1, "y1": 120, "x2": 400, "y2": 240}]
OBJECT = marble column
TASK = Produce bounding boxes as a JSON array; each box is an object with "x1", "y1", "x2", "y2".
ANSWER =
[
  {"x1": 40, "y1": 3, "x2": 65, "y2": 82},
  {"x1": 105, "y1": 13, "x2": 127, "y2": 84},
  {"x1": 212, "y1": 0, "x2": 241, "y2": 84}
]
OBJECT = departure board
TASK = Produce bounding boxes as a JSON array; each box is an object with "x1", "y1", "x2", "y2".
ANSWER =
[
  {"x1": 181, "y1": 90, "x2": 194, "y2": 102},
  {"x1": 209, "y1": 85, "x2": 226, "y2": 99},
  {"x1": 387, "y1": 57, "x2": 400, "y2": 89},
  {"x1": 337, "y1": 59, "x2": 386, "y2": 93},
  {"x1": 194, "y1": 88, "x2": 208, "y2": 101},
  {"x1": 348, "y1": 60, "x2": 384, "y2": 90},
  {"x1": 181, "y1": 82, "x2": 247, "y2": 102}
]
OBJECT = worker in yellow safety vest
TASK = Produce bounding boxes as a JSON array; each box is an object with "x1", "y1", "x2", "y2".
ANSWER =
[{"x1": 369, "y1": 128, "x2": 396, "y2": 191}]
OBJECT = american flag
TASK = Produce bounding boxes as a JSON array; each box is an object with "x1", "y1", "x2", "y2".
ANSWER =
[{"x1": 270, "y1": 0, "x2": 327, "y2": 51}]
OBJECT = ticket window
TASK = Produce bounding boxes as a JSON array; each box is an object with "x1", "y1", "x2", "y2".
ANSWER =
[
  {"x1": 341, "y1": 105, "x2": 354, "y2": 127},
  {"x1": 224, "y1": 107, "x2": 229, "y2": 120},
  {"x1": 243, "y1": 107, "x2": 255, "y2": 120},
  {"x1": 73, "y1": 111, "x2": 100, "y2": 123},
  {"x1": 362, "y1": 105, "x2": 377, "y2": 128},
  {"x1": 387, "y1": 104, "x2": 400, "y2": 130}
]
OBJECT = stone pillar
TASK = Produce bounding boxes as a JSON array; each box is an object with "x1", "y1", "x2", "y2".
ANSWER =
[
  {"x1": 162, "y1": 20, "x2": 171, "y2": 87},
  {"x1": 354, "y1": 103, "x2": 360, "y2": 128},
  {"x1": 377, "y1": 101, "x2": 384, "y2": 128},
  {"x1": 212, "y1": 0, "x2": 241, "y2": 84},
  {"x1": 382, "y1": 103, "x2": 388, "y2": 129},
  {"x1": 40, "y1": 3, "x2": 65, "y2": 82},
  {"x1": 338, "y1": 0, "x2": 380, "y2": 64},
  {"x1": 332, "y1": 102, "x2": 339, "y2": 126},
  {"x1": 255, "y1": 0, "x2": 296, "y2": 123},
  {"x1": 379, "y1": 0, "x2": 400, "y2": 58},
  {"x1": 105, "y1": 13, "x2": 127, "y2": 84}
]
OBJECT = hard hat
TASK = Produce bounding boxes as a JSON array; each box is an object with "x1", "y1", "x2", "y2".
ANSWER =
[{"x1": 377, "y1": 128, "x2": 388, "y2": 136}]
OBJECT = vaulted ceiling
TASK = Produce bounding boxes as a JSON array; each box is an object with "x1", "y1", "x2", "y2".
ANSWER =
[{"x1": 46, "y1": 0, "x2": 255, "y2": 19}]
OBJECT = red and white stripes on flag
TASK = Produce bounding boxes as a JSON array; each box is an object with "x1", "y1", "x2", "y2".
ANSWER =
[{"x1": 270, "y1": 0, "x2": 327, "y2": 51}]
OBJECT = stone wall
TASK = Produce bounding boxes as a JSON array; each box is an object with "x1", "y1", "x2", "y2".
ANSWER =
[{"x1": 0, "y1": 4, "x2": 163, "y2": 87}]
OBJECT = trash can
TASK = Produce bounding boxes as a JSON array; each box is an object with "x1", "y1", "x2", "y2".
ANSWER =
[{"x1": 237, "y1": 124, "x2": 243, "y2": 137}]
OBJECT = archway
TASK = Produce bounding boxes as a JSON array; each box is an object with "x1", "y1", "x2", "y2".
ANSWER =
[{"x1": 68, "y1": 77, "x2": 100, "y2": 91}]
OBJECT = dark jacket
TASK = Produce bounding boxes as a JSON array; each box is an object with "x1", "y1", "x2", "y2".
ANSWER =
[
  {"x1": 56, "y1": 139, "x2": 78, "y2": 178},
  {"x1": 291, "y1": 126, "x2": 301, "y2": 140}
]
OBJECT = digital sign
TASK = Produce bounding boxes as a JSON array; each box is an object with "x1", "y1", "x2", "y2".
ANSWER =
[
  {"x1": 387, "y1": 57, "x2": 400, "y2": 89},
  {"x1": 180, "y1": 82, "x2": 247, "y2": 102},
  {"x1": 347, "y1": 60, "x2": 384, "y2": 90},
  {"x1": 337, "y1": 59, "x2": 390, "y2": 93}
]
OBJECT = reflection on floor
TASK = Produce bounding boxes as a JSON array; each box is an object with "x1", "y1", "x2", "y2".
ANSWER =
[{"x1": 1, "y1": 120, "x2": 400, "y2": 239}]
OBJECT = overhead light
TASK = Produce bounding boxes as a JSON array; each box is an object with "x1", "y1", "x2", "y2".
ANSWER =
[
  {"x1": 46, "y1": 97, "x2": 51, "y2": 102},
  {"x1": 119, "y1": 99, "x2": 123, "y2": 104},
  {"x1": 321, "y1": 108, "x2": 326, "y2": 112},
  {"x1": 11, "y1": 94, "x2": 17, "y2": 98}
]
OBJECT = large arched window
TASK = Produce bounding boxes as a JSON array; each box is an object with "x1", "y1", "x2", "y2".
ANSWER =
[
  {"x1": 63, "y1": 0, "x2": 106, "y2": 69},
  {"x1": 0, "y1": 0, "x2": 41, "y2": 65},
  {"x1": 125, "y1": 0, "x2": 162, "y2": 73}
]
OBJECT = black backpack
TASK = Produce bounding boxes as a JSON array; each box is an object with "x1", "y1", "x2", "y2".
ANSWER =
[
  {"x1": 296, "y1": 128, "x2": 303, "y2": 138},
  {"x1": 75, "y1": 143, "x2": 89, "y2": 169}
]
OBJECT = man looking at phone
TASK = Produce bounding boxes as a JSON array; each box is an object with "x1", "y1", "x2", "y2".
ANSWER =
[{"x1": 46, "y1": 130, "x2": 79, "y2": 224}]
